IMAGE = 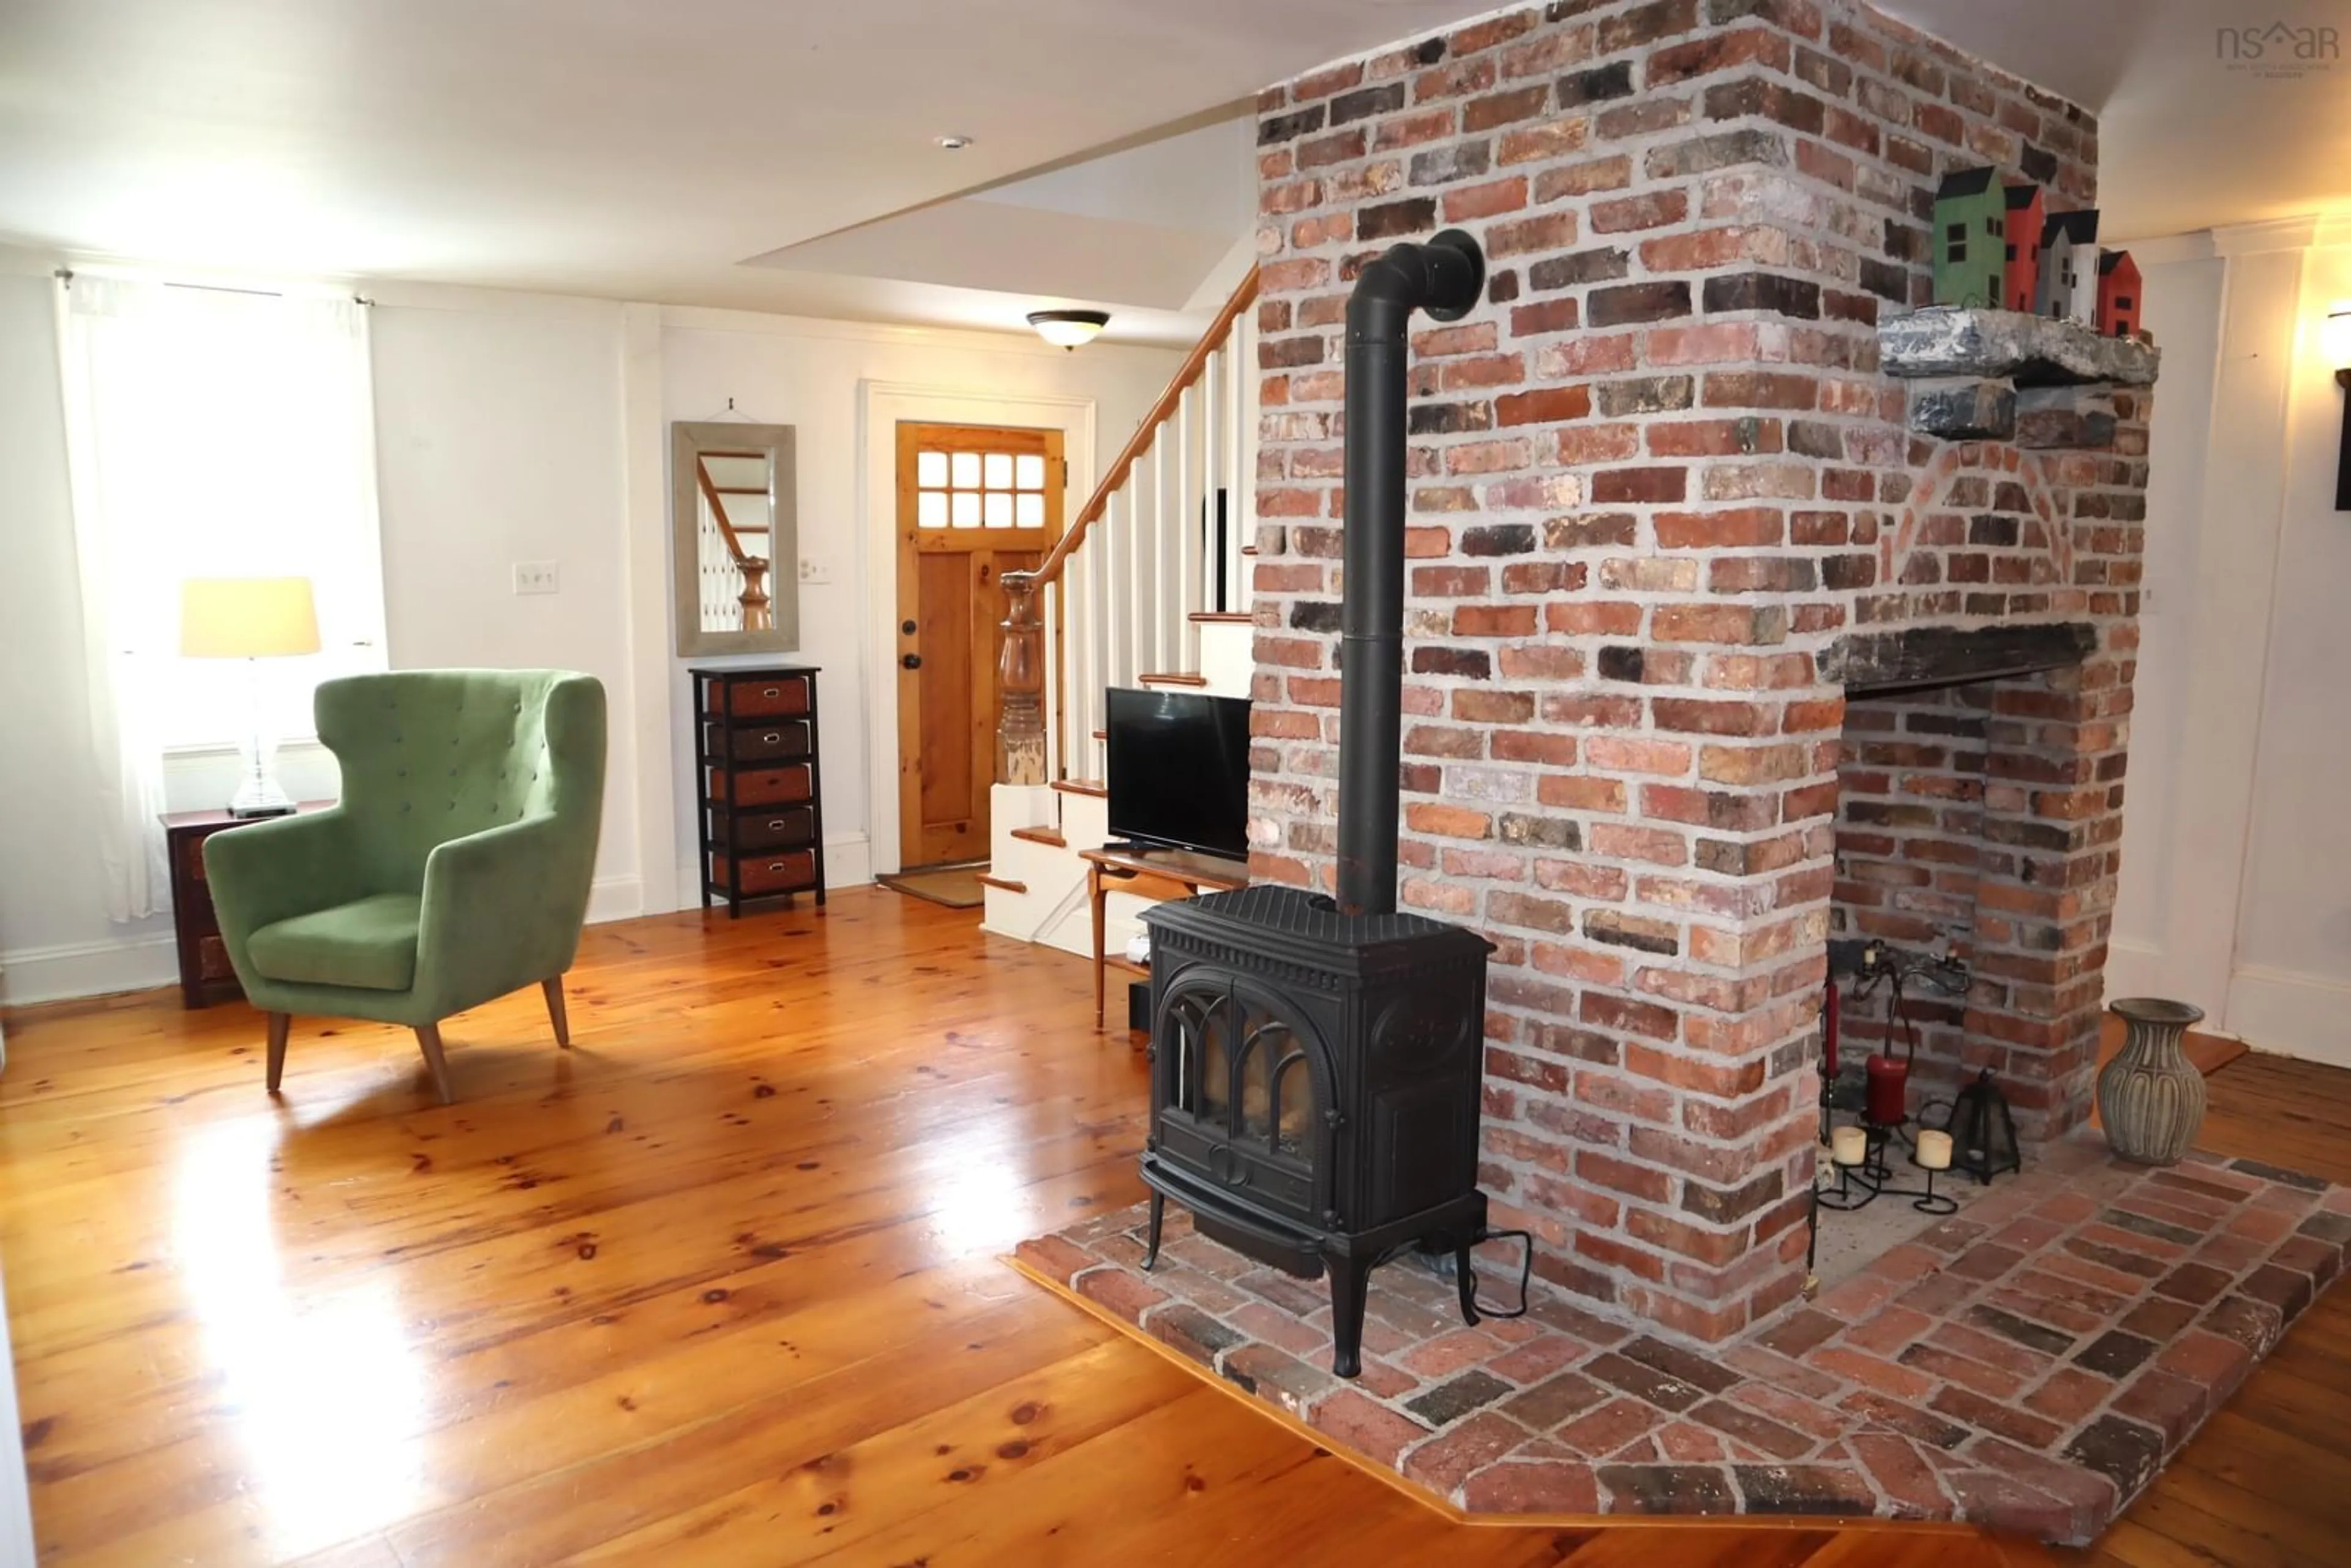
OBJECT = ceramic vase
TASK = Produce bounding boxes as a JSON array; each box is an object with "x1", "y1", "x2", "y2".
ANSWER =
[{"x1": 2098, "y1": 997, "x2": 2207, "y2": 1166}]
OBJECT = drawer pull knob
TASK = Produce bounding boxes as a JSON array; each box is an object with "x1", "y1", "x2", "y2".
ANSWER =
[
  {"x1": 769, "y1": 820, "x2": 786, "y2": 831},
  {"x1": 762, "y1": 688, "x2": 779, "y2": 698},
  {"x1": 768, "y1": 862, "x2": 786, "y2": 872},
  {"x1": 763, "y1": 732, "x2": 780, "y2": 744}
]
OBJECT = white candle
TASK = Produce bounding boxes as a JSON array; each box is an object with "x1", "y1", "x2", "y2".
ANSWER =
[
  {"x1": 1916, "y1": 1130, "x2": 1954, "y2": 1171},
  {"x1": 1831, "y1": 1126, "x2": 1868, "y2": 1166}
]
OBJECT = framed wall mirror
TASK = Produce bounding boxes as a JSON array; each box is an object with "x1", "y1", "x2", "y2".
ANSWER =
[{"x1": 672, "y1": 420, "x2": 800, "y2": 656}]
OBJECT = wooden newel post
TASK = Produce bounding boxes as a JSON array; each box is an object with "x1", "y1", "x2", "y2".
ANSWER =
[
  {"x1": 738, "y1": 557, "x2": 773, "y2": 632},
  {"x1": 997, "y1": 569, "x2": 1047, "y2": 786}
]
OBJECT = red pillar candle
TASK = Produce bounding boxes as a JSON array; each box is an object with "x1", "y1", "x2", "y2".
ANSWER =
[{"x1": 1865, "y1": 1053, "x2": 1909, "y2": 1126}]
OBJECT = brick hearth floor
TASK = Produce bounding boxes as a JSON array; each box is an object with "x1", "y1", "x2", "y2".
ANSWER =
[{"x1": 1010, "y1": 1138, "x2": 2349, "y2": 1544}]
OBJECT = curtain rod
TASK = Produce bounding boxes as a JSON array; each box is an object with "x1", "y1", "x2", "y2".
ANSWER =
[{"x1": 54, "y1": 267, "x2": 372, "y2": 306}]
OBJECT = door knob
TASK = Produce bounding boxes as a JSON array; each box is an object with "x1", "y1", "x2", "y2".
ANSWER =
[
  {"x1": 901, "y1": 653, "x2": 923, "y2": 670},
  {"x1": 901, "y1": 620, "x2": 917, "y2": 635}
]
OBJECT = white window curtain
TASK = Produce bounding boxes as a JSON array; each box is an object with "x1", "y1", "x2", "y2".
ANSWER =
[{"x1": 53, "y1": 276, "x2": 386, "y2": 922}]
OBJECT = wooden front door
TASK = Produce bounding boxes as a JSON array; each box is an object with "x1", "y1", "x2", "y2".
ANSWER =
[{"x1": 894, "y1": 422, "x2": 1065, "y2": 870}]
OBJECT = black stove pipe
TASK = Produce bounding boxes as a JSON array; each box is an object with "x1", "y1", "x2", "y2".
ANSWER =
[{"x1": 1336, "y1": 229, "x2": 1486, "y2": 917}]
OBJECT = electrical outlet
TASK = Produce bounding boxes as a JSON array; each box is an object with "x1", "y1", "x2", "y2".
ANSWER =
[
  {"x1": 798, "y1": 557, "x2": 832, "y2": 585},
  {"x1": 513, "y1": 561, "x2": 560, "y2": 596}
]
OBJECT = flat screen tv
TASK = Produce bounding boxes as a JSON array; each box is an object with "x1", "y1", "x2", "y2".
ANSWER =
[{"x1": 1106, "y1": 687, "x2": 1252, "y2": 861}]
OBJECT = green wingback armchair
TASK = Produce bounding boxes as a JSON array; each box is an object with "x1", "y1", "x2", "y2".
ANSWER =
[{"x1": 206, "y1": 669, "x2": 607, "y2": 1103}]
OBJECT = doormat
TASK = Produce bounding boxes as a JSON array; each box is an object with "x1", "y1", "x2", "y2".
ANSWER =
[
  {"x1": 878, "y1": 863, "x2": 986, "y2": 909},
  {"x1": 1008, "y1": 1135, "x2": 2347, "y2": 1543}
]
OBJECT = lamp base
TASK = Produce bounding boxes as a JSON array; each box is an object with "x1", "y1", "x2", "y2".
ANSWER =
[{"x1": 227, "y1": 726, "x2": 294, "y2": 819}]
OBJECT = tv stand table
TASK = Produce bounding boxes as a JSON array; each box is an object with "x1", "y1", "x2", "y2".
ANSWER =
[{"x1": 1079, "y1": 845, "x2": 1251, "y2": 1030}]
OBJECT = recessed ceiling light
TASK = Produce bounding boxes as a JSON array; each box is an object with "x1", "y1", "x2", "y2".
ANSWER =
[
  {"x1": 934, "y1": 133, "x2": 975, "y2": 150},
  {"x1": 1027, "y1": 310, "x2": 1110, "y2": 350}
]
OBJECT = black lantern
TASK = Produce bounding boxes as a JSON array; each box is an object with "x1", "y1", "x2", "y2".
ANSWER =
[{"x1": 1944, "y1": 1069, "x2": 2020, "y2": 1184}]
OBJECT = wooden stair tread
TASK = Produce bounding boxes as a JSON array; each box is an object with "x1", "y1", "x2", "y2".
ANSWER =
[
  {"x1": 1137, "y1": 672, "x2": 1209, "y2": 688},
  {"x1": 1051, "y1": 778, "x2": 1108, "y2": 797},
  {"x1": 1188, "y1": 612, "x2": 1251, "y2": 625},
  {"x1": 1008, "y1": 826, "x2": 1065, "y2": 848},
  {"x1": 974, "y1": 873, "x2": 1027, "y2": 895}
]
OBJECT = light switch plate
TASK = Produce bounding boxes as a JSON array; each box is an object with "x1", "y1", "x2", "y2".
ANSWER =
[
  {"x1": 513, "y1": 561, "x2": 560, "y2": 595},
  {"x1": 798, "y1": 557, "x2": 832, "y2": 585}
]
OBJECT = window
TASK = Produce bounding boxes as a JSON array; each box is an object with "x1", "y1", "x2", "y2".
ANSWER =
[
  {"x1": 913, "y1": 445, "x2": 1049, "y2": 531},
  {"x1": 1988, "y1": 216, "x2": 2002, "y2": 235},
  {"x1": 2006, "y1": 242, "x2": 2017, "y2": 261},
  {"x1": 2115, "y1": 295, "x2": 2134, "y2": 310},
  {"x1": 1949, "y1": 240, "x2": 1968, "y2": 263},
  {"x1": 56, "y1": 277, "x2": 386, "y2": 753}
]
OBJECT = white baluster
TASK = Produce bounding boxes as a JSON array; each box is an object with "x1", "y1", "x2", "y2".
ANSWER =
[
  {"x1": 1176, "y1": 383, "x2": 1199, "y2": 669},
  {"x1": 1042, "y1": 576, "x2": 1062, "y2": 784}
]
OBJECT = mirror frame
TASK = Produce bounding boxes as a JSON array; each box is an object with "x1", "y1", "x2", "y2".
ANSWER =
[{"x1": 672, "y1": 420, "x2": 800, "y2": 658}]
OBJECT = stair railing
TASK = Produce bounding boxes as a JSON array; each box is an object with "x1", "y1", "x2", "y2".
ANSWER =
[{"x1": 997, "y1": 266, "x2": 1259, "y2": 786}]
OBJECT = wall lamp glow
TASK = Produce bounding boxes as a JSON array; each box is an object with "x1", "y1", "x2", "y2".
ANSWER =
[{"x1": 2329, "y1": 307, "x2": 2351, "y2": 511}]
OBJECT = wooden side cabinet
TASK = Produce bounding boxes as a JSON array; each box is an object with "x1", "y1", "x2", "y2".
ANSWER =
[
  {"x1": 162, "y1": 802, "x2": 329, "y2": 1009},
  {"x1": 690, "y1": 664, "x2": 827, "y2": 918}
]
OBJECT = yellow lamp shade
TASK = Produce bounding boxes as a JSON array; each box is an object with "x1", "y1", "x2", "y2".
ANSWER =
[
  {"x1": 179, "y1": 577, "x2": 322, "y2": 659},
  {"x1": 2325, "y1": 306, "x2": 2351, "y2": 371}
]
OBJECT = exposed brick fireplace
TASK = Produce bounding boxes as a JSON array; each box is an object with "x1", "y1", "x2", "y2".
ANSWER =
[{"x1": 1243, "y1": 0, "x2": 2151, "y2": 1345}]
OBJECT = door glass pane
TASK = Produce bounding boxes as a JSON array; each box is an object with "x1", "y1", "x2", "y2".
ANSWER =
[
  {"x1": 1015, "y1": 454, "x2": 1046, "y2": 490},
  {"x1": 917, "y1": 491, "x2": 948, "y2": 529},
  {"x1": 950, "y1": 451, "x2": 981, "y2": 487},
  {"x1": 1237, "y1": 1013, "x2": 1284, "y2": 1144},
  {"x1": 1016, "y1": 492, "x2": 1044, "y2": 528},
  {"x1": 1199, "y1": 1004, "x2": 1230, "y2": 1121},
  {"x1": 983, "y1": 491, "x2": 1013, "y2": 528},
  {"x1": 917, "y1": 451, "x2": 947, "y2": 487},
  {"x1": 950, "y1": 491, "x2": 981, "y2": 528},
  {"x1": 983, "y1": 452, "x2": 1013, "y2": 488}
]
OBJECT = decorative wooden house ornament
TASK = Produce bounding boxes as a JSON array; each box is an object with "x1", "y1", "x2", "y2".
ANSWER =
[
  {"x1": 1933, "y1": 168, "x2": 2007, "y2": 308},
  {"x1": 2097, "y1": 251, "x2": 2142, "y2": 339},
  {"x1": 2003, "y1": 181, "x2": 2045, "y2": 312},
  {"x1": 2039, "y1": 209, "x2": 2101, "y2": 324}
]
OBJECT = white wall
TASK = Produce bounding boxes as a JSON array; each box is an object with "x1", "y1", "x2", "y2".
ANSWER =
[
  {"x1": 2110, "y1": 217, "x2": 2351, "y2": 1068},
  {"x1": 657, "y1": 311, "x2": 1177, "y2": 887},
  {"x1": 369, "y1": 292, "x2": 643, "y2": 910},
  {"x1": 0, "y1": 267, "x2": 1182, "y2": 1004}
]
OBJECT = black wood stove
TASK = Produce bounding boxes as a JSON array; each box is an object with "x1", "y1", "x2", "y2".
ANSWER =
[{"x1": 1139, "y1": 230, "x2": 1496, "y2": 1379}]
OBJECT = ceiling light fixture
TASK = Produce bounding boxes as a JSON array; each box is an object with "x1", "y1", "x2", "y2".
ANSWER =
[
  {"x1": 934, "y1": 133, "x2": 974, "y2": 150},
  {"x1": 1027, "y1": 309, "x2": 1110, "y2": 350}
]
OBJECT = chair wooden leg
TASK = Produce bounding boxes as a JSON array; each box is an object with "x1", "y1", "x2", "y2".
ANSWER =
[
  {"x1": 264, "y1": 1013, "x2": 291, "y2": 1093},
  {"x1": 542, "y1": 977, "x2": 571, "y2": 1048},
  {"x1": 414, "y1": 1024, "x2": 454, "y2": 1105}
]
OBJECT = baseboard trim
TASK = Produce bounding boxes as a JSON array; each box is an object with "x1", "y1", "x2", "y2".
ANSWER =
[
  {"x1": 2226, "y1": 964, "x2": 2351, "y2": 1070},
  {"x1": 0, "y1": 934, "x2": 178, "y2": 1007},
  {"x1": 585, "y1": 875, "x2": 645, "y2": 926}
]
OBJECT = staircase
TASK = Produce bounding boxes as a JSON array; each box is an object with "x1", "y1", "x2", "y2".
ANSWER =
[{"x1": 983, "y1": 267, "x2": 1259, "y2": 959}]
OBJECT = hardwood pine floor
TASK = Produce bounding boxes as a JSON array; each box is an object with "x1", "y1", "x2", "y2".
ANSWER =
[{"x1": 0, "y1": 889, "x2": 2342, "y2": 1566}]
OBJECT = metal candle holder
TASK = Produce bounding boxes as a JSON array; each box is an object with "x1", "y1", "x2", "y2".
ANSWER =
[{"x1": 1815, "y1": 1119, "x2": 1959, "y2": 1215}]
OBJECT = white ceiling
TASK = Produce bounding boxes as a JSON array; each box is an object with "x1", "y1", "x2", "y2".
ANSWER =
[
  {"x1": 744, "y1": 118, "x2": 1257, "y2": 318},
  {"x1": 1879, "y1": 0, "x2": 2351, "y2": 241},
  {"x1": 0, "y1": 0, "x2": 1471, "y2": 343},
  {"x1": 3, "y1": 0, "x2": 2345, "y2": 343}
]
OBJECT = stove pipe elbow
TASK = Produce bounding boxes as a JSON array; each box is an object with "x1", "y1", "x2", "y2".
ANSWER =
[{"x1": 1335, "y1": 229, "x2": 1486, "y2": 918}]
